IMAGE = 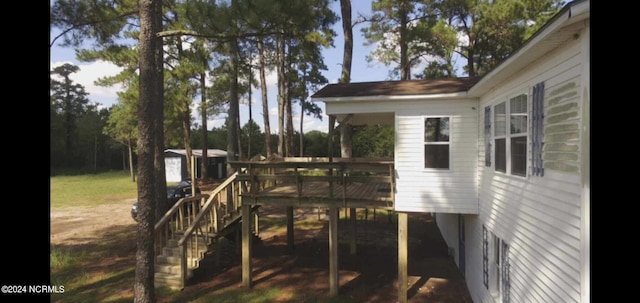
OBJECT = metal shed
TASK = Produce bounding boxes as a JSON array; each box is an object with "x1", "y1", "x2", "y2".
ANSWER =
[{"x1": 164, "y1": 149, "x2": 228, "y2": 182}]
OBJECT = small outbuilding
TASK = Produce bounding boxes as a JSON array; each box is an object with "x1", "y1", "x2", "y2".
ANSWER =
[{"x1": 164, "y1": 149, "x2": 228, "y2": 182}]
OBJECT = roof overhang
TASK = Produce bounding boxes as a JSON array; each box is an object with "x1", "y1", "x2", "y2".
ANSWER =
[{"x1": 312, "y1": 91, "x2": 470, "y2": 103}]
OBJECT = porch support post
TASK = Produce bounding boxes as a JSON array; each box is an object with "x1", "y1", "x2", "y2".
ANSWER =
[
  {"x1": 350, "y1": 208, "x2": 357, "y2": 255},
  {"x1": 329, "y1": 207, "x2": 339, "y2": 296},
  {"x1": 328, "y1": 115, "x2": 336, "y2": 197},
  {"x1": 328, "y1": 115, "x2": 336, "y2": 161},
  {"x1": 398, "y1": 212, "x2": 408, "y2": 303},
  {"x1": 286, "y1": 206, "x2": 294, "y2": 251},
  {"x1": 242, "y1": 204, "x2": 252, "y2": 288}
]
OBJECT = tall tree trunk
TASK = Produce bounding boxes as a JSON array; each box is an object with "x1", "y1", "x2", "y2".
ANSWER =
[
  {"x1": 182, "y1": 105, "x2": 193, "y2": 178},
  {"x1": 228, "y1": 37, "x2": 240, "y2": 174},
  {"x1": 277, "y1": 33, "x2": 286, "y2": 156},
  {"x1": 467, "y1": 47, "x2": 476, "y2": 77},
  {"x1": 152, "y1": 0, "x2": 167, "y2": 222},
  {"x1": 134, "y1": 0, "x2": 161, "y2": 301},
  {"x1": 286, "y1": 90, "x2": 294, "y2": 157},
  {"x1": 128, "y1": 140, "x2": 135, "y2": 182},
  {"x1": 299, "y1": 99, "x2": 304, "y2": 157},
  {"x1": 340, "y1": 0, "x2": 353, "y2": 84},
  {"x1": 237, "y1": 101, "x2": 244, "y2": 160},
  {"x1": 399, "y1": 0, "x2": 410, "y2": 80},
  {"x1": 248, "y1": 66, "x2": 253, "y2": 159},
  {"x1": 200, "y1": 71, "x2": 209, "y2": 179},
  {"x1": 285, "y1": 39, "x2": 294, "y2": 157},
  {"x1": 258, "y1": 39, "x2": 272, "y2": 157},
  {"x1": 340, "y1": 0, "x2": 354, "y2": 159}
]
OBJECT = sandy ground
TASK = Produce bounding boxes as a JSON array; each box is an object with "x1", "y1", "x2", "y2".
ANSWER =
[{"x1": 50, "y1": 198, "x2": 138, "y2": 245}]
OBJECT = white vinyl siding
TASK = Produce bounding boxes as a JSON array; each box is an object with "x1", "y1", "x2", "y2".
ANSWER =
[
  {"x1": 466, "y1": 28, "x2": 585, "y2": 303},
  {"x1": 394, "y1": 99, "x2": 478, "y2": 214}
]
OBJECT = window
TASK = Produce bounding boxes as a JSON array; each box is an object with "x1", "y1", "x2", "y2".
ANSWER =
[
  {"x1": 493, "y1": 94, "x2": 528, "y2": 176},
  {"x1": 424, "y1": 117, "x2": 450, "y2": 169},
  {"x1": 485, "y1": 231, "x2": 511, "y2": 303},
  {"x1": 494, "y1": 103, "x2": 506, "y2": 173},
  {"x1": 491, "y1": 233, "x2": 501, "y2": 296}
]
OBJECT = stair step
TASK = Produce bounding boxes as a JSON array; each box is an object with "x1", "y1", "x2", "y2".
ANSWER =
[
  {"x1": 163, "y1": 243, "x2": 210, "y2": 256},
  {"x1": 167, "y1": 235, "x2": 215, "y2": 248},
  {"x1": 157, "y1": 254, "x2": 203, "y2": 267},
  {"x1": 154, "y1": 271, "x2": 192, "y2": 289},
  {"x1": 155, "y1": 263, "x2": 195, "y2": 276}
]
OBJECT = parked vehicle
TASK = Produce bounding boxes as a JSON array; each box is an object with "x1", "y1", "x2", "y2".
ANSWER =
[{"x1": 131, "y1": 179, "x2": 201, "y2": 222}]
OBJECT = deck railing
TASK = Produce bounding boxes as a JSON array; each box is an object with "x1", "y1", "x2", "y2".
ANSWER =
[{"x1": 229, "y1": 158, "x2": 395, "y2": 208}]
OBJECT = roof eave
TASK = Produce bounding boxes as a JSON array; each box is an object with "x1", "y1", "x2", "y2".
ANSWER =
[{"x1": 312, "y1": 91, "x2": 470, "y2": 103}]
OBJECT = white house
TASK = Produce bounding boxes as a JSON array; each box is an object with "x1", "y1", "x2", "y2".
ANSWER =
[{"x1": 310, "y1": 0, "x2": 589, "y2": 302}]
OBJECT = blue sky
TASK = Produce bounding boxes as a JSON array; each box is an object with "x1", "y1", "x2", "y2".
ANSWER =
[{"x1": 49, "y1": 1, "x2": 436, "y2": 134}]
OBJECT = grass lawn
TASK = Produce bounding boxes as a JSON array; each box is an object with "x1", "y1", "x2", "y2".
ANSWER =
[{"x1": 50, "y1": 170, "x2": 138, "y2": 209}]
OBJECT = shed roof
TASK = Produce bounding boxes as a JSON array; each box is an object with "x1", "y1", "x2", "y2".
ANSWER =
[
  {"x1": 165, "y1": 149, "x2": 228, "y2": 158},
  {"x1": 311, "y1": 77, "x2": 480, "y2": 99}
]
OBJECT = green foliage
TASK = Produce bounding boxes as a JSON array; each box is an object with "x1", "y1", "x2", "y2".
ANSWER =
[
  {"x1": 352, "y1": 125, "x2": 395, "y2": 158},
  {"x1": 51, "y1": 63, "x2": 121, "y2": 172}
]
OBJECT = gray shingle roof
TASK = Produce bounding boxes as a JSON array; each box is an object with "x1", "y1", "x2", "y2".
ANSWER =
[{"x1": 311, "y1": 77, "x2": 481, "y2": 99}]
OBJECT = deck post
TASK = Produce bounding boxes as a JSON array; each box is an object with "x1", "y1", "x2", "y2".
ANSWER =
[
  {"x1": 242, "y1": 204, "x2": 252, "y2": 288},
  {"x1": 350, "y1": 208, "x2": 357, "y2": 255},
  {"x1": 287, "y1": 206, "x2": 294, "y2": 251},
  {"x1": 329, "y1": 207, "x2": 339, "y2": 296},
  {"x1": 398, "y1": 212, "x2": 408, "y2": 303}
]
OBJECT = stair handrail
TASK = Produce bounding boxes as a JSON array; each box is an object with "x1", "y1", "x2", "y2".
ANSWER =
[
  {"x1": 173, "y1": 172, "x2": 242, "y2": 288},
  {"x1": 178, "y1": 171, "x2": 239, "y2": 247}
]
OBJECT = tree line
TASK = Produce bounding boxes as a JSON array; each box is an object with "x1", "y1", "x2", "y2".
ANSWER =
[
  {"x1": 50, "y1": 0, "x2": 564, "y2": 301},
  {"x1": 50, "y1": 62, "x2": 395, "y2": 176}
]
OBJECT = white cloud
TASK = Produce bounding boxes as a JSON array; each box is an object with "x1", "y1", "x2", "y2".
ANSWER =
[{"x1": 51, "y1": 60, "x2": 123, "y2": 108}]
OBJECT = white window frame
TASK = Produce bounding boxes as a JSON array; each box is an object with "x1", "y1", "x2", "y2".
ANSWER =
[
  {"x1": 492, "y1": 92, "x2": 529, "y2": 177},
  {"x1": 423, "y1": 116, "x2": 452, "y2": 170},
  {"x1": 490, "y1": 232, "x2": 503, "y2": 300}
]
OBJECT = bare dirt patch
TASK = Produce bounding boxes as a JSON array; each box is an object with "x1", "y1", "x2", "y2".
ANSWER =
[
  {"x1": 50, "y1": 198, "x2": 138, "y2": 245},
  {"x1": 51, "y1": 200, "x2": 473, "y2": 302}
]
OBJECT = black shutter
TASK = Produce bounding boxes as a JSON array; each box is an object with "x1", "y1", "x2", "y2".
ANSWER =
[
  {"x1": 485, "y1": 106, "x2": 492, "y2": 166},
  {"x1": 502, "y1": 241, "x2": 511, "y2": 303},
  {"x1": 482, "y1": 224, "x2": 489, "y2": 289},
  {"x1": 532, "y1": 82, "x2": 545, "y2": 176}
]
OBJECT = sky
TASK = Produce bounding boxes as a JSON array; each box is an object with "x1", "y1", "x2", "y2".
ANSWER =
[{"x1": 49, "y1": 1, "x2": 437, "y2": 135}]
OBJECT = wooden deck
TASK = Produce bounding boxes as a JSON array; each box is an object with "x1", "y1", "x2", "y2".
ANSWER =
[{"x1": 229, "y1": 158, "x2": 395, "y2": 209}]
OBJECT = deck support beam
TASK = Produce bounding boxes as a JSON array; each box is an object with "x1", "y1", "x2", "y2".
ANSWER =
[
  {"x1": 286, "y1": 206, "x2": 294, "y2": 251},
  {"x1": 242, "y1": 205, "x2": 252, "y2": 288},
  {"x1": 398, "y1": 212, "x2": 408, "y2": 303},
  {"x1": 329, "y1": 207, "x2": 339, "y2": 296},
  {"x1": 350, "y1": 208, "x2": 357, "y2": 255}
]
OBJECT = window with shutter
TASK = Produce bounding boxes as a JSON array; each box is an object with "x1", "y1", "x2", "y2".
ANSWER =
[
  {"x1": 532, "y1": 82, "x2": 545, "y2": 176},
  {"x1": 485, "y1": 106, "x2": 491, "y2": 166},
  {"x1": 493, "y1": 93, "x2": 528, "y2": 177}
]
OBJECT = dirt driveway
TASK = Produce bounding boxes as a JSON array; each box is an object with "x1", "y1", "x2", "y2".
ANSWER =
[
  {"x1": 51, "y1": 201, "x2": 473, "y2": 302},
  {"x1": 50, "y1": 198, "x2": 138, "y2": 245}
]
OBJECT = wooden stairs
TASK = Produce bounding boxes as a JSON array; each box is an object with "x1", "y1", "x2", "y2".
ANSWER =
[{"x1": 153, "y1": 172, "x2": 257, "y2": 289}]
